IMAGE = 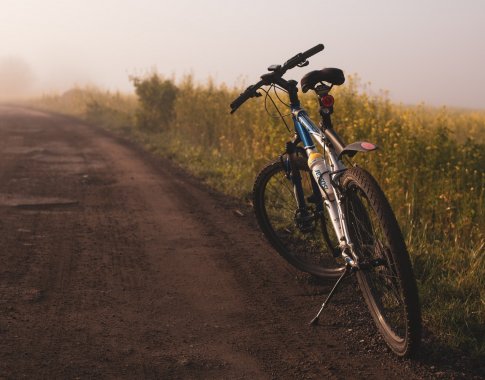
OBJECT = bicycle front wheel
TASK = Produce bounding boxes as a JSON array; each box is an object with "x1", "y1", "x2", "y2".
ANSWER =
[
  {"x1": 253, "y1": 158, "x2": 345, "y2": 278},
  {"x1": 341, "y1": 167, "x2": 421, "y2": 357}
]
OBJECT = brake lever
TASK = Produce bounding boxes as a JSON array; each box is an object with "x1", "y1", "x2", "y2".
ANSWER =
[
  {"x1": 254, "y1": 92, "x2": 262, "y2": 98},
  {"x1": 297, "y1": 60, "x2": 309, "y2": 67}
]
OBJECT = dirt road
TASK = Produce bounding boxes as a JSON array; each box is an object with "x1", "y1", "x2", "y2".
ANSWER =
[{"x1": 0, "y1": 106, "x2": 471, "y2": 379}]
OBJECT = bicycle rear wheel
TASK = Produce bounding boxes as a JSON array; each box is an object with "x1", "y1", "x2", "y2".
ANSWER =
[
  {"x1": 341, "y1": 167, "x2": 421, "y2": 357},
  {"x1": 253, "y1": 158, "x2": 345, "y2": 278}
]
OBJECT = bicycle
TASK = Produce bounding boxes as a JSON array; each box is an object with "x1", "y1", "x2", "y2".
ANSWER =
[{"x1": 229, "y1": 44, "x2": 421, "y2": 357}]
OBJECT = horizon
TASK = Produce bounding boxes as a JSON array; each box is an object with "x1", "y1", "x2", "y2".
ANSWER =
[{"x1": 1, "y1": 0, "x2": 484, "y2": 109}]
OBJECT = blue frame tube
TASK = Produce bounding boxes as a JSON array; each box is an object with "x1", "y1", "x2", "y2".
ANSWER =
[{"x1": 293, "y1": 115, "x2": 315, "y2": 149}]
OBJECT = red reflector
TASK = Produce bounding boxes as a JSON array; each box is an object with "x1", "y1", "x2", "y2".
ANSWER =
[
  {"x1": 361, "y1": 142, "x2": 376, "y2": 150},
  {"x1": 321, "y1": 95, "x2": 334, "y2": 107}
]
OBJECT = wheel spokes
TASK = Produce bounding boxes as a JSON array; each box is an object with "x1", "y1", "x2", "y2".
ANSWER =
[{"x1": 263, "y1": 165, "x2": 341, "y2": 270}]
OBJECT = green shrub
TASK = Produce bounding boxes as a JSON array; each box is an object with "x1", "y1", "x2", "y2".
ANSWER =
[{"x1": 131, "y1": 74, "x2": 178, "y2": 132}]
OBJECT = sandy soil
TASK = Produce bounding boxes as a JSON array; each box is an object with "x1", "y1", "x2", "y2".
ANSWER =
[{"x1": 0, "y1": 106, "x2": 481, "y2": 379}]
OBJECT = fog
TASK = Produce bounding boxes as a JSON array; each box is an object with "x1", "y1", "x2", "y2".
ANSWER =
[
  {"x1": 0, "y1": 57, "x2": 35, "y2": 100},
  {"x1": 1, "y1": 0, "x2": 484, "y2": 108}
]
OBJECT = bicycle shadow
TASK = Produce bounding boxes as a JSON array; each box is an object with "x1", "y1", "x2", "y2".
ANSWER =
[{"x1": 414, "y1": 329, "x2": 485, "y2": 378}]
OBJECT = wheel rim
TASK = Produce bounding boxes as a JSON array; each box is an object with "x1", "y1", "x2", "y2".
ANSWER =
[
  {"x1": 345, "y1": 186, "x2": 408, "y2": 346},
  {"x1": 261, "y1": 163, "x2": 344, "y2": 276}
]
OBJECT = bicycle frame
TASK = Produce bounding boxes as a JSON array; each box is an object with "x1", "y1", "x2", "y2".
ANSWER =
[{"x1": 290, "y1": 106, "x2": 358, "y2": 267}]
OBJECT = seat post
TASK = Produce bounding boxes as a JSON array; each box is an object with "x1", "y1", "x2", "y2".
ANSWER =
[{"x1": 320, "y1": 111, "x2": 333, "y2": 130}]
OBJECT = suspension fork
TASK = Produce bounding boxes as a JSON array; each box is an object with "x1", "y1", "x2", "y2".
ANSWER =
[
  {"x1": 284, "y1": 138, "x2": 325, "y2": 233},
  {"x1": 285, "y1": 138, "x2": 307, "y2": 211}
]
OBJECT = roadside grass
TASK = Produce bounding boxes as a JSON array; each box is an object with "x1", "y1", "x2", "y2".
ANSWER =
[{"x1": 29, "y1": 75, "x2": 485, "y2": 359}]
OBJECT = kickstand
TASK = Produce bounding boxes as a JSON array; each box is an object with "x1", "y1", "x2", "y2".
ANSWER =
[{"x1": 310, "y1": 265, "x2": 351, "y2": 326}]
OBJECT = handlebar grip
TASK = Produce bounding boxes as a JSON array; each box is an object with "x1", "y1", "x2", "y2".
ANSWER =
[
  {"x1": 230, "y1": 85, "x2": 252, "y2": 113},
  {"x1": 230, "y1": 93, "x2": 249, "y2": 113},
  {"x1": 302, "y1": 44, "x2": 324, "y2": 59},
  {"x1": 283, "y1": 43, "x2": 324, "y2": 70},
  {"x1": 230, "y1": 80, "x2": 265, "y2": 113}
]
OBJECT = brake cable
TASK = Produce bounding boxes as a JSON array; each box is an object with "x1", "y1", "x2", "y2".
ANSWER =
[{"x1": 262, "y1": 84, "x2": 292, "y2": 132}]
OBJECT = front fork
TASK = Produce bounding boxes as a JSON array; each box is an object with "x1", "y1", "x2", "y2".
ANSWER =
[{"x1": 285, "y1": 140, "x2": 318, "y2": 233}]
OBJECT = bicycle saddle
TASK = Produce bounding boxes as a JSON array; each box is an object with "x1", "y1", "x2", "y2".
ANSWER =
[{"x1": 300, "y1": 68, "x2": 345, "y2": 93}]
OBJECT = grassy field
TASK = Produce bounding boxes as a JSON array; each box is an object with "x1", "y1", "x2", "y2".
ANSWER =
[{"x1": 30, "y1": 74, "x2": 485, "y2": 358}]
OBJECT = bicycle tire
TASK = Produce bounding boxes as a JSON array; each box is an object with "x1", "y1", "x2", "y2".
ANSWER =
[
  {"x1": 253, "y1": 158, "x2": 345, "y2": 278},
  {"x1": 341, "y1": 167, "x2": 421, "y2": 357}
]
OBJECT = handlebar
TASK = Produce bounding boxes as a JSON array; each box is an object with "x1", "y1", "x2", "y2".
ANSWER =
[
  {"x1": 283, "y1": 44, "x2": 324, "y2": 71},
  {"x1": 230, "y1": 44, "x2": 324, "y2": 114}
]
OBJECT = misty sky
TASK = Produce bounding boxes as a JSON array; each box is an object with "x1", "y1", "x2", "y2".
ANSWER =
[{"x1": 1, "y1": 0, "x2": 484, "y2": 108}]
